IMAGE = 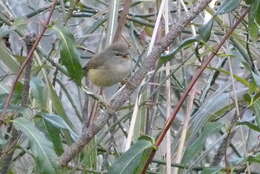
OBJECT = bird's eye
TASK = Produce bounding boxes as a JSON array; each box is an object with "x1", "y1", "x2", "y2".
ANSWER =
[{"x1": 115, "y1": 53, "x2": 122, "y2": 56}]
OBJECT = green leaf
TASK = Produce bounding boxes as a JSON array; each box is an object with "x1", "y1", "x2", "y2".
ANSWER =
[
  {"x1": 0, "y1": 137, "x2": 7, "y2": 145},
  {"x1": 253, "y1": 98, "x2": 260, "y2": 127},
  {"x1": 108, "y1": 136, "x2": 155, "y2": 174},
  {"x1": 34, "y1": 116, "x2": 64, "y2": 156},
  {"x1": 208, "y1": 103, "x2": 235, "y2": 121},
  {"x1": 0, "y1": 104, "x2": 26, "y2": 114},
  {"x1": 191, "y1": 86, "x2": 247, "y2": 140},
  {"x1": 40, "y1": 113, "x2": 78, "y2": 141},
  {"x1": 202, "y1": 167, "x2": 222, "y2": 174},
  {"x1": 247, "y1": 154, "x2": 260, "y2": 163},
  {"x1": 248, "y1": 1, "x2": 260, "y2": 39},
  {"x1": 254, "y1": 0, "x2": 260, "y2": 25},
  {"x1": 248, "y1": 18, "x2": 258, "y2": 40},
  {"x1": 244, "y1": 0, "x2": 253, "y2": 5},
  {"x1": 52, "y1": 26, "x2": 84, "y2": 85},
  {"x1": 252, "y1": 71, "x2": 260, "y2": 87},
  {"x1": 48, "y1": 82, "x2": 74, "y2": 129},
  {"x1": 207, "y1": 67, "x2": 252, "y2": 89},
  {"x1": 0, "y1": 40, "x2": 19, "y2": 72},
  {"x1": 216, "y1": 0, "x2": 241, "y2": 15},
  {"x1": 30, "y1": 77, "x2": 48, "y2": 110},
  {"x1": 237, "y1": 121, "x2": 260, "y2": 132},
  {"x1": 243, "y1": 93, "x2": 252, "y2": 104},
  {"x1": 182, "y1": 122, "x2": 223, "y2": 164},
  {"x1": 13, "y1": 117, "x2": 58, "y2": 174},
  {"x1": 198, "y1": 19, "x2": 213, "y2": 42},
  {"x1": 159, "y1": 36, "x2": 199, "y2": 65},
  {"x1": 81, "y1": 138, "x2": 97, "y2": 170},
  {"x1": 44, "y1": 120, "x2": 64, "y2": 155}
]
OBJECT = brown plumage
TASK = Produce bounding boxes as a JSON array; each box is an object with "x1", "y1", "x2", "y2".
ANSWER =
[{"x1": 84, "y1": 41, "x2": 131, "y2": 86}]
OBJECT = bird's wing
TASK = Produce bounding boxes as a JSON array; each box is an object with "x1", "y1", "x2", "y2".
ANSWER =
[{"x1": 84, "y1": 52, "x2": 106, "y2": 70}]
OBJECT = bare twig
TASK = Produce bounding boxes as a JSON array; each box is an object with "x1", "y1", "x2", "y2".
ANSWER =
[
  {"x1": 113, "y1": 0, "x2": 132, "y2": 42},
  {"x1": 141, "y1": 8, "x2": 249, "y2": 173},
  {"x1": 58, "y1": 0, "x2": 214, "y2": 166},
  {"x1": 0, "y1": 0, "x2": 58, "y2": 122},
  {"x1": 0, "y1": 35, "x2": 35, "y2": 174}
]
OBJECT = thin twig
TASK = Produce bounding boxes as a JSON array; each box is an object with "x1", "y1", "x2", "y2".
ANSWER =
[
  {"x1": 113, "y1": 0, "x2": 132, "y2": 42},
  {"x1": 141, "y1": 8, "x2": 249, "y2": 174},
  {"x1": 0, "y1": 35, "x2": 35, "y2": 174},
  {"x1": 58, "y1": 0, "x2": 214, "y2": 166},
  {"x1": 0, "y1": 0, "x2": 58, "y2": 122}
]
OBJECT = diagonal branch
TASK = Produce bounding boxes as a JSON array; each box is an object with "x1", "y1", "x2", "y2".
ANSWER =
[
  {"x1": 0, "y1": 0, "x2": 58, "y2": 122},
  {"x1": 58, "y1": 0, "x2": 214, "y2": 166},
  {"x1": 141, "y1": 8, "x2": 249, "y2": 174},
  {"x1": 113, "y1": 0, "x2": 132, "y2": 42}
]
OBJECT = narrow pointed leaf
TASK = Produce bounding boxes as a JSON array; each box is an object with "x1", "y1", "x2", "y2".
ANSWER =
[
  {"x1": 44, "y1": 120, "x2": 64, "y2": 155},
  {"x1": 182, "y1": 122, "x2": 223, "y2": 164},
  {"x1": 207, "y1": 67, "x2": 252, "y2": 89},
  {"x1": 159, "y1": 36, "x2": 199, "y2": 65},
  {"x1": 48, "y1": 82, "x2": 74, "y2": 129},
  {"x1": 0, "y1": 40, "x2": 19, "y2": 72},
  {"x1": 202, "y1": 167, "x2": 221, "y2": 174},
  {"x1": 237, "y1": 121, "x2": 260, "y2": 132},
  {"x1": 41, "y1": 113, "x2": 78, "y2": 141},
  {"x1": 198, "y1": 19, "x2": 213, "y2": 42},
  {"x1": 52, "y1": 26, "x2": 84, "y2": 85},
  {"x1": 248, "y1": 1, "x2": 260, "y2": 39},
  {"x1": 108, "y1": 136, "x2": 155, "y2": 174},
  {"x1": 252, "y1": 71, "x2": 260, "y2": 87},
  {"x1": 13, "y1": 117, "x2": 58, "y2": 174},
  {"x1": 254, "y1": 0, "x2": 260, "y2": 25},
  {"x1": 216, "y1": 0, "x2": 241, "y2": 15},
  {"x1": 247, "y1": 155, "x2": 260, "y2": 163},
  {"x1": 253, "y1": 98, "x2": 260, "y2": 127},
  {"x1": 30, "y1": 77, "x2": 48, "y2": 110}
]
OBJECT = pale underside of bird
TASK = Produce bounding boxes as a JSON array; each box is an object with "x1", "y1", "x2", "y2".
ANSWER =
[{"x1": 84, "y1": 42, "x2": 132, "y2": 87}]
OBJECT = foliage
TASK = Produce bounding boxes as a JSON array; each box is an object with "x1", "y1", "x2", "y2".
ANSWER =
[{"x1": 0, "y1": 0, "x2": 260, "y2": 174}]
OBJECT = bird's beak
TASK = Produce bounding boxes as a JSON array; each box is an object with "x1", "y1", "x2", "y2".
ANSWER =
[{"x1": 122, "y1": 53, "x2": 129, "y2": 59}]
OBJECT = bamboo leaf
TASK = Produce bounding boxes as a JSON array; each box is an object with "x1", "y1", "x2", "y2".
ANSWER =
[
  {"x1": 198, "y1": 19, "x2": 213, "y2": 42},
  {"x1": 30, "y1": 77, "x2": 48, "y2": 110},
  {"x1": 216, "y1": 0, "x2": 241, "y2": 14},
  {"x1": 108, "y1": 136, "x2": 155, "y2": 174},
  {"x1": 202, "y1": 167, "x2": 221, "y2": 174},
  {"x1": 40, "y1": 113, "x2": 78, "y2": 141},
  {"x1": 237, "y1": 121, "x2": 260, "y2": 132},
  {"x1": 52, "y1": 26, "x2": 84, "y2": 85},
  {"x1": 182, "y1": 122, "x2": 223, "y2": 164},
  {"x1": 13, "y1": 117, "x2": 58, "y2": 174},
  {"x1": 159, "y1": 36, "x2": 199, "y2": 65},
  {"x1": 247, "y1": 155, "x2": 260, "y2": 163},
  {"x1": 0, "y1": 40, "x2": 19, "y2": 72}
]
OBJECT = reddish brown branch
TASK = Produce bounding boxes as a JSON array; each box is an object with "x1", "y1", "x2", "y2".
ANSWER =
[
  {"x1": 0, "y1": 0, "x2": 58, "y2": 121},
  {"x1": 58, "y1": 0, "x2": 214, "y2": 166},
  {"x1": 141, "y1": 8, "x2": 249, "y2": 174},
  {"x1": 113, "y1": 0, "x2": 132, "y2": 42}
]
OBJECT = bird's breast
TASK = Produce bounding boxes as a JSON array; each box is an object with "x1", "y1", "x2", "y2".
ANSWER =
[{"x1": 88, "y1": 60, "x2": 131, "y2": 86}]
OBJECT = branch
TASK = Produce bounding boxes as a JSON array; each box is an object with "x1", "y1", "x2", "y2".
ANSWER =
[
  {"x1": 1, "y1": 35, "x2": 37, "y2": 174},
  {"x1": 0, "y1": 0, "x2": 58, "y2": 122},
  {"x1": 113, "y1": 0, "x2": 132, "y2": 42},
  {"x1": 141, "y1": 8, "x2": 249, "y2": 173},
  {"x1": 58, "y1": 0, "x2": 214, "y2": 166}
]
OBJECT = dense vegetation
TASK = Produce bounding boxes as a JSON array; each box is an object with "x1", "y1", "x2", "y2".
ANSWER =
[{"x1": 0, "y1": 0, "x2": 260, "y2": 173}]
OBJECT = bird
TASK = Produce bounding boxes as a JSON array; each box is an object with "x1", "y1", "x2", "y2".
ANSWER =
[{"x1": 84, "y1": 41, "x2": 132, "y2": 87}]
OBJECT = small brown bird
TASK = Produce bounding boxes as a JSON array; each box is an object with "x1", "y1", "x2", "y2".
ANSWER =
[{"x1": 84, "y1": 41, "x2": 132, "y2": 87}]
